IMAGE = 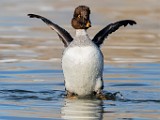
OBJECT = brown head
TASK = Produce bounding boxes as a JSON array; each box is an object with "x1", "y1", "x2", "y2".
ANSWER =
[{"x1": 71, "y1": 5, "x2": 91, "y2": 29}]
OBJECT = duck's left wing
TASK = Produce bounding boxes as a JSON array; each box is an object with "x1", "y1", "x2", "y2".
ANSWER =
[
  {"x1": 28, "y1": 14, "x2": 73, "y2": 47},
  {"x1": 92, "y1": 20, "x2": 136, "y2": 47}
]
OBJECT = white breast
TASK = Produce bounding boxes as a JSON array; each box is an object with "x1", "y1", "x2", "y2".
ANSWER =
[{"x1": 62, "y1": 45, "x2": 103, "y2": 96}]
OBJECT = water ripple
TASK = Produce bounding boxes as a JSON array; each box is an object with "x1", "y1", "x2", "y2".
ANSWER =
[{"x1": 0, "y1": 89, "x2": 65, "y2": 101}]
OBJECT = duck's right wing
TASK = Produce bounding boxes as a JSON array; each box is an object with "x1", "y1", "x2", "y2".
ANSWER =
[
  {"x1": 28, "y1": 14, "x2": 73, "y2": 47},
  {"x1": 92, "y1": 20, "x2": 136, "y2": 47}
]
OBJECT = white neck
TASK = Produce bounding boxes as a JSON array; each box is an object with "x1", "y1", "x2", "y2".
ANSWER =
[{"x1": 76, "y1": 29, "x2": 87, "y2": 36}]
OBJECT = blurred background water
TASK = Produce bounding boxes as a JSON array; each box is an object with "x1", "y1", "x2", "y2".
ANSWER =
[{"x1": 0, "y1": 0, "x2": 160, "y2": 120}]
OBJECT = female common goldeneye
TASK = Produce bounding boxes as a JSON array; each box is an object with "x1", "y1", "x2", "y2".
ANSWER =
[{"x1": 28, "y1": 5, "x2": 136, "y2": 98}]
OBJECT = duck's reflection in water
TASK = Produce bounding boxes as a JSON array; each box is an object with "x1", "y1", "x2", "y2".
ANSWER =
[{"x1": 61, "y1": 99, "x2": 103, "y2": 120}]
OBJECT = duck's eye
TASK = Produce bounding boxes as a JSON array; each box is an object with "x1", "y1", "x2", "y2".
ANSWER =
[{"x1": 78, "y1": 15, "x2": 81, "y2": 18}]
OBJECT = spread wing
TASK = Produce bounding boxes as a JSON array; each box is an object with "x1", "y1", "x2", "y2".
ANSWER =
[
  {"x1": 92, "y1": 20, "x2": 136, "y2": 47},
  {"x1": 28, "y1": 14, "x2": 73, "y2": 47}
]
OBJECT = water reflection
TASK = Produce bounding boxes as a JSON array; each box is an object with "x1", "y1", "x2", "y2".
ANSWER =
[{"x1": 61, "y1": 99, "x2": 103, "y2": 120}]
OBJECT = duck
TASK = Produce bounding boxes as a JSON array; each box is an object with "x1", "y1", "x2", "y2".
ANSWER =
[{"x1": 28, "y1": 5, "x2": 136, "y2": 98}]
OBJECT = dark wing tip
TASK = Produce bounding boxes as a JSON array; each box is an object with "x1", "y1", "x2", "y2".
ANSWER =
[
  {"x1": 27, "y1": 14, "x2": 34, "y2": 18},
  {"x1": 127, "y1": 20, "x2": 137, "y2": 26},
  {"x1": 27, "y1": 14, "x2": 41, "y2": 18},
  {"x1": 27, "y1": 14, "x2": 52, "y2": 25}
]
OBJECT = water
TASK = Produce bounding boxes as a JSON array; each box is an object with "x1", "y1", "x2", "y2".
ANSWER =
[
  {"x1": 0, "y1": 0, "x2": 160, "y2": 120},
  {"x1": 0, "y1": 62, "x2": 160, "y2": 120}
]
